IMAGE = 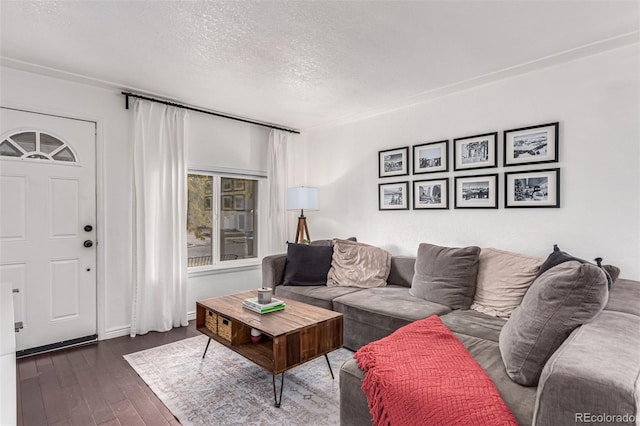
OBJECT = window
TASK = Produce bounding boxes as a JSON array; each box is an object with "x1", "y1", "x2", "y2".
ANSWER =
[
  {"x1": 187, "y1": 172, "x2": 260, "y2": 269},
  {"x1": 0, "y1": 131, "x2": 77, "y2": 162}
]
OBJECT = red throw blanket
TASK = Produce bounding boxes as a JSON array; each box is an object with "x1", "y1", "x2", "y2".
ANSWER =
[{"x1": 354, "y1": 315, "x2": 517, "y2": 426}]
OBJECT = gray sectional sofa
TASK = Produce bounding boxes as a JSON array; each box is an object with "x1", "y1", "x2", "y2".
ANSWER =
[{"x1": 262, "y1": 252, "x2": 640, "y2": 426}]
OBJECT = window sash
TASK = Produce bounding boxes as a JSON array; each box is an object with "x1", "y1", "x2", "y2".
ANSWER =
[{"x1": 187, "y1": 170, "x2": 264, "y2": 271}]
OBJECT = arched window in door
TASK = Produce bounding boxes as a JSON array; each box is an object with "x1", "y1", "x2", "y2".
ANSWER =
[{"x1": 0, "y1": 130, "x2": 77, "y2": 163}]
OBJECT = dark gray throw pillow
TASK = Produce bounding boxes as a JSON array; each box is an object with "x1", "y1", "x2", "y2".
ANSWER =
[
  {"x1": 283, "y1": 243, "x2": 333, "y2": 286},
  {"x1": 499, "y1": 261, "x2": 608, "y2": 386},
  {"x1": 409, "y1": 243, "x2": 481, "y2": 309},
  {"x1": 537, "y1": 244, "x2": 618, "y2": 289}
]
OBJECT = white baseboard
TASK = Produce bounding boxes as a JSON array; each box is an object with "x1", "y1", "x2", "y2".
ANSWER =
[
  {"x1": 102, "y1": 313, "x2": 197, "y2": 341},
  {"x1": 103, "y1": 325, "x2": 131, "y2": 340}
]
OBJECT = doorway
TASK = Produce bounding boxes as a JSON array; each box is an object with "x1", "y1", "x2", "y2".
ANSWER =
[{"x1": 0, "y1": 107, "x2": 97, "y2": 356}]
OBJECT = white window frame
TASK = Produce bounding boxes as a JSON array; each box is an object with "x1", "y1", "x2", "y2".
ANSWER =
[{"x1": 187, "y1": 166, "x2": 266, "y2": 276}]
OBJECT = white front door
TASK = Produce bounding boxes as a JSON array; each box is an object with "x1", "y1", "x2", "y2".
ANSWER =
[{"x1": 0, "y1": 107, "x2": 97, "y2": 354}]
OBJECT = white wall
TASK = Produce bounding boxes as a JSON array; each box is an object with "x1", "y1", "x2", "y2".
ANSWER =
[
  {"x1": 297, "y1": 45, "x2": 640, "y2": 280},
  {"x1": 0, "y1": 66, "x2": 276, "y2": 339}
]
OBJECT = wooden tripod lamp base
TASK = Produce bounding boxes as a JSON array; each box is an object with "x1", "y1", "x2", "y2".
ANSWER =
[
  {"x1": 287, "y1": 186, "x2": 319, "y2": 245},
  {"x1": 294, "y1": 215, "x2": 311, "y2": 244}
]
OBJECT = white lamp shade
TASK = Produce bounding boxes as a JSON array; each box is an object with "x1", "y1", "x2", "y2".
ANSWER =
[{"x1": 287, "y1": 187, "x2": 319, "y2": 211}]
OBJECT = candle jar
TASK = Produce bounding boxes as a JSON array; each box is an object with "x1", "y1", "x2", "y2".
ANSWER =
[
  {"x1": 257, "y1": 287, "x2": 272, "y2": 304},
  {"x1": 250, "y1": 328, "x2": 262, "y2": 343}
]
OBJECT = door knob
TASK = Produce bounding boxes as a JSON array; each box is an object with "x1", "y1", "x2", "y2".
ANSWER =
[
  {"x1": 84, "y1": 240, "x2": 93, "y2": 248},
  {"x1": 84, "y1": 225, "x2": 93, "y2": 232}
]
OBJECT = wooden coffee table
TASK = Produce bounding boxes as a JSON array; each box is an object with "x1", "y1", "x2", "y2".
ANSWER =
[{"x1": 195, "y1": 291, "x2": 343, "y2": 407}]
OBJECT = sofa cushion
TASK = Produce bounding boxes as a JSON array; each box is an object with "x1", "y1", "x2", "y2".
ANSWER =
[
  {"x1": 439, "y1": 309, "x2": 507, "y2": 343},
  {"x1": 409, "y1": 243, "x2": 480, "y2": 309},
  {"x1": 310, "y1": 236, "x2": 356, "y2": 246},
  {"x1": 274, "y1": 285, "x2": 362, "y2": 311},
  {"x1": 333, "y1": 285, "x2": 452, "y2": 323},
  {"x1": 604, "y1": 278, "x2": 640, "y2": 316},
  {"x1": 332, "y1": 286, "x2": 451, "y2": 350},
  {"x1": 533, "y1": 311, "x2": 640, "y2": 425},
  {"x1": 499, "y1": 261, "x2": 609, "y2": 386},
  {"x1": 309, "y1": 239, "x2": 333, "y2": 247},
  {"x1": 386, "y1": 256, "x2": 416, "y2": 288},
  {"x1": 283, "y1": 243, "x2": 333, "y2": 286},
  {"x1": 471, "y1": 248, "x2": 543, "y2": 318},
  {"x1": 327, "y1": 239, "x2": 392, "y2": 288},
  {"x1": 453, "y1": 333, "x2": 537, "y2": 426}
]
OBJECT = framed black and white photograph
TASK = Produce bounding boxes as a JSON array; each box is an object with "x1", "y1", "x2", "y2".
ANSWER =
[
  {"x1": 414, "y1": 178, "x2": 448, "y2": 210},
  {"x1": 379, "y1": 146, "x2": 409, "y2": 178},
  {"x1": 204, "y1": 196, "x2": 212, "y2": 210},
  {"x1": 233, "y1": 194, "x2": 245, "y2": 211},
  {"x1": 222, "y1": 179, "x2": 233, "y2": 192},
  {"x1": 504, "y1": 122, "x2": 559, "y2": 166},
  {"x1": 379, "y1": 181, "x2": 409, "y2": 210},
  {"x1": 454, "y1": 174, "x2": 498, "y2": 209},
  {"x1": 505, "y1": 168, "x2": 560, "y2": 208},
  {"x1": 413, "y1": 140, "x2": 448, "y2": 174},
  {"x1": 453, "y1": 132, "x2": 497, "y2": 171}
]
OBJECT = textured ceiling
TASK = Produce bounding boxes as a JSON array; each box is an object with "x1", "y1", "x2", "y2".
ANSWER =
[{"x1": 1, "y1": 1, "x2": 638, "y2": 130}]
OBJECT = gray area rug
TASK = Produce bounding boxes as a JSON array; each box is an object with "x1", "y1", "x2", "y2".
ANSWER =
[{"x1": 124, "y1": 334, "x2": 354, "y2": 426}]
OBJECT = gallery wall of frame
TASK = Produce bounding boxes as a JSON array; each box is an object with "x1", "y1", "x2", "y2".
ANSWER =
[{"x1": 377, "y1": 121, "x2": 561, "y2": 211}]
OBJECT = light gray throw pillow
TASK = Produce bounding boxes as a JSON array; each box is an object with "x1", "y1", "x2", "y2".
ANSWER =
[
  {"x1": 471, "y1": 248, "x2": 543, "y2": 318},
  {"x1": 409, "y1": 243, "x2": 481, "y2": 309},
  {"x1": 499, "y1": 261, "x2": 608, "y2": 386},
  {"x1": 326, "y1": 239, "x2": 391, "y2": 288}
]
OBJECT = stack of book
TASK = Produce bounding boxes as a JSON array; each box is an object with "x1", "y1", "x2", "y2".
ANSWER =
[{"x1": 242, "y1": 297, "x2": 286, "y2": 314}]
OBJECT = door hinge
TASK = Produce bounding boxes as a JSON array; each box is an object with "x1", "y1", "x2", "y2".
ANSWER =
[
  {"x1": 12, "y1": 288, "x2": 19, "y2": 293},
  {"x1": 15, "y1": 321, "x2": 23, "y2": 332}
]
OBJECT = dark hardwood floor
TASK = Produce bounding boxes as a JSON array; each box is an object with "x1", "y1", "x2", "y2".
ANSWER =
[{"x1": 16, "y1": 321, "x2": 199, "y2": 426}]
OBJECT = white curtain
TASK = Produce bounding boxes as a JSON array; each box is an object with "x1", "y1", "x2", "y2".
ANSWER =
[
  {"x1": 266, "y1": 129, "x2": 290, "y2": 254},
  {"x1": 131, "y1": 99, "x2": 189, "y2": 337}
]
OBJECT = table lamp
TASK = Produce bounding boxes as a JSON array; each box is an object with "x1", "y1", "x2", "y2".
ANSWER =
[{"x1": 287, "y1": 186, "x2": 319, "y2": 244}]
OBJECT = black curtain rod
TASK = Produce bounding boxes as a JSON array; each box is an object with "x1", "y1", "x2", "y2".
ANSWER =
[{"x1": 121, "y1": 91, "x2": 300, "y2": 134}]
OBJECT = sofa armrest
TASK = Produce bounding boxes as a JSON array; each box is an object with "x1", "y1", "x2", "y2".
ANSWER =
[
  {"x1": 262, "y1": 254, "x2": 287, "y2": 289},
  {"x1": 533, "y1": 311, "x2": 640, "y2": 425},
  {"x1": 340, "y1": 358, "x2": 372, "y2": 425}
]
